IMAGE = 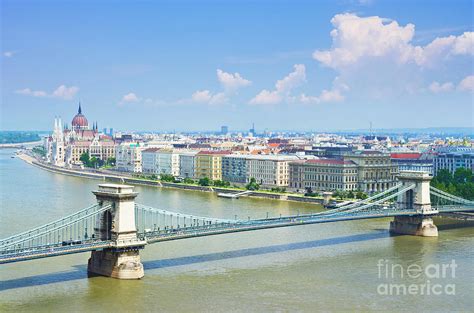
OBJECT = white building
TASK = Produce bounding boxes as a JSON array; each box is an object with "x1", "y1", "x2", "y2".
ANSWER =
[
  {"x1": 246, "y1": 155, "x2": 300, "y2": 187},
  {"x1": 141, "y1": 148, "x2": 180, "y2": 177},
  {"x1": 179, "y1": 151, "x2": 198, "y2": 178},
  {"x1": 116, "y1": 143, "x2": 144, "y2": 173}
]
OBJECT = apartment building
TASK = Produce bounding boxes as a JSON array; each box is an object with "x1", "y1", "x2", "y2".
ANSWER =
[
  {"x1": 343, "y1": 150, "x2": 398, "y2": 193},
  {"x1": 141, "y1": 148, "x2": 180, "y2": 176},
  {"x1": 245, "y1": 155, "x2": 299, "y2": 187},
  {"x1": 179, "y1": 150, "x2": 198, "y2": 178},
  {"x1": 115, "y1": 143, "x2": 144, "y2": 173},
  {"x1": 195, "y1": 150, "x2": 231, "y2": 180},
  {"x1": 289, "y1": 159, "x2": 359, "y2": 192}
]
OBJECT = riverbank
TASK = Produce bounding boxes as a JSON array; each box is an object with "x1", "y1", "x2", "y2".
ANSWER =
[
  {"x1": 0, "y1": 140, "x2": 43, "y2": 148},
  {"x1": 17, "y1": 152, "x2": 326, "y2": 205}
]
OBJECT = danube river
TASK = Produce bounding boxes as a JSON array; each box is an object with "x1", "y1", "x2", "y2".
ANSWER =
[{"x1": 0, "y1": 149, "x2": 473, "y2": 312}]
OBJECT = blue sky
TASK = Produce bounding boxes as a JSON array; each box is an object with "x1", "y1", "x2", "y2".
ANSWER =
[{"x1": 1, "y1": 0, "x2": 473, "y2": 132}]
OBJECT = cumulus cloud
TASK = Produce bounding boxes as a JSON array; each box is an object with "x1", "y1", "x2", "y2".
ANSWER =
[
  {"x1": 192, "y1": 90, "x2": 227, "y2": 105},
  {"x1": 313, "y1": 13, "x2": 473, "y2": 69},
  {"x1": 3, "y1": 51, "x2": 15, "y2": 58},
  {"x1": 121, "y1": 92, "x2": 140, "y2": 103},
  {"x1": 189, "y1": 69, "x2": 249, "y2": 105},
  {"x1": 52, "y1": 85, "x2": 79, "y2": 100},
  {"x1": 457, "y1": 75, "x2": 474, "y2": 92},
  {"x1": 429, "y1": 81, "x2": 454, "y2": 93},
  {"x1": 296, "y1": 77, "x2": 349, "y2": 104},
  {"x1": 250, "y1": 64, "x2": 306, "y2": 105},
  {"x1": 217, "y1": 69, "x2": 251, "y2": 91},
  {"x1": 15, "y1": 85, "x2": 79, "y2": 100}
]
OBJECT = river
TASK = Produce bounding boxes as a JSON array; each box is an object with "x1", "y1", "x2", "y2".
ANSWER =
[{"x1": 0, "y1": 149, "x2": 473, "y2": 312}]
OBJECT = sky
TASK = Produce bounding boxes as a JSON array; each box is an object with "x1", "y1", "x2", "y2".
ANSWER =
[{"x1": 1, "y1": 0, "x2": 473, "y2": 132}]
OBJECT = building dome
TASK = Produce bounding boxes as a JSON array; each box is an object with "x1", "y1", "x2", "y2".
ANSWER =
[{"x1": 71, "y1": 103, "x2": 89, "y2": 129}]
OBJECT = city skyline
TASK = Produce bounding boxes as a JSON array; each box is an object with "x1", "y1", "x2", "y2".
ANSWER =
[{"x1": 2, "y1": 0, "x2": 473, "y2": 131}]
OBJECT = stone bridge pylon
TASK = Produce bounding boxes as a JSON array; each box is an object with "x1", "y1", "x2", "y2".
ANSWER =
[
  {"x1": 87, "y1": 184, "x2": 146, "y2": 279},
  {"x1": 389, "y1": 171, "x2": 439, "y2": 237}
]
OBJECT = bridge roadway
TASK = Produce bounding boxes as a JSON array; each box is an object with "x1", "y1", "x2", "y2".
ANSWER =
[{"x1": 0, "y1": 206, "x2": 446, "y2": 265}]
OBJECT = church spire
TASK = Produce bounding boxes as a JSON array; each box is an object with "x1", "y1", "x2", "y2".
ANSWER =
[{"x1": 78, "y1": 102, "x2": 82, "y2": 114}]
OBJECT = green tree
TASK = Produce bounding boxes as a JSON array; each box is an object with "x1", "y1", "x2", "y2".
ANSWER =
[
  {"x1": 106, "y1": 157, "x2": 116, "y2": 166},
  {"x1": 245, "y1": 177, "x2": 260, "y2": 191},
  {"x1": 183, "y1": 177, "x2": 195, "y2": 184},
  {"x1": 160, "y1": 174, "x2": 176, "y2": 182},
  {"x1": 356, "y1": 191, "x2": 368, "y2": 200},
  {"x1": 80, "y1": 152, "x2": 91, "y2": 167},
  {"x1": 198, "y1": 177, "x2": 212, "y2": 186},
  {"x1": 347, "y1": 190, "x2": 355, "y2": 199},
  {"x1": 213, "y1": 180, "x2": 230, "y2": 187}
]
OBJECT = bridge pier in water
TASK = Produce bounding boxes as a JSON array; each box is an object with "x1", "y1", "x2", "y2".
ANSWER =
[
  {"x1": 389, "y1": 172, "x2": 438, "y2": 237},
  {"x1": 87, "y1": 184, "x2": 146, "y2": 279}
]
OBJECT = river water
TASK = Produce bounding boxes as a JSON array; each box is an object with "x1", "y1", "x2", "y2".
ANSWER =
[{"x1": 0, "y1": 149, "x2": 473, "y2": 312}]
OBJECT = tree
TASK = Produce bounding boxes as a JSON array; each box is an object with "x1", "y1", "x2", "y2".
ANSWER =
[
  {"x1": 198, "y1": 177, "x2": 212, "y2": 186},
  {"x1": 453, "y1": 167, "x2": 473, "y2": 184},
  {"x1": 160, "y1": 174, "x2": 176, "y2": 182},
  {"x1": 347, "y1": 190, "x2": 355, "y2": 199},
  {"x1": 80, "y1": 152, "x2": 91, "y2": 167},
  {"x1": 213, "y1": 180, "x2": 230, "y2": 187},
  {"x1": 106, "y1": 157, "x2": 116, "y2": 166},
  {"x1": 356, "y1": 191, "x2": 368, "y2": 200},
  {"x1": 245, "y1": 177, "x2": 260, "y2": 191},
  {"x1": 183, "y1": 177, "x2": 195, "y2": 184}
]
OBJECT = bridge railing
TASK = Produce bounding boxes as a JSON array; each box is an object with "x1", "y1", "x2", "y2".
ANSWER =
[{"x1": 0, "y1": 204, "x2": 112, "y2": 254}]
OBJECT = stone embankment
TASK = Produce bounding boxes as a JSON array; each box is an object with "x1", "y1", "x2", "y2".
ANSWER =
[{"x1": 17, "y1": 153, "x2": 324, "y2": 205}]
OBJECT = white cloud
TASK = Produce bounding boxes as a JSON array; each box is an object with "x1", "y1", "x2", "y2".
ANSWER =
[
  {"x1": 250, "y1": 64, "x2": 306, "y2": 105},
  {"x1": 458, "y1": 75, "x2": 474, "y2": 92},
  {"x1": 189, "y1": 69, "x2": 248, "y2": 105},
  {"x1": 15, "y1": 88, "x2": 33, "y2": 95},
  {"x1": 3, "y1": 51, "x2": 15, "y2": 58},
  {"x1": 295, "y1": 77, "x2": 349, "y2": 104},
  {"x1": 52, "y1": 85, "x2": 79, "y2": 100},
  {"x1": 250, "y1": 90, "x2": 282, "y2": 105},
  {"x1": 121, "y1": 92, "x2": 140, "y2": 103},
  {"x1": 15, "y1": 85, "x2": 79, "y2": 100},
  {"x1": 217, "y1": 69, "x2": 251, "y2": 91},
  {"x1": 313, "y1": 13, "x2": 473, "y2": 69},
  {"x1": 191, "y1": 90, "x2": 227, "y2": 105},
  {"x1": 429, "y1": 81, "x2": 454, "y2": 93}
]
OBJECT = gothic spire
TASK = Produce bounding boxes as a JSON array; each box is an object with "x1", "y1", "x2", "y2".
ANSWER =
[{"x1": 78, "y1": 102, "x2": 82, "y2": 114}]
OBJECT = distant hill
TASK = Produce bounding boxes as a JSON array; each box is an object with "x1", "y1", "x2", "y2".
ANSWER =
[{"x1": 0, "y1": 131, "x2": 42, "y2": 144}]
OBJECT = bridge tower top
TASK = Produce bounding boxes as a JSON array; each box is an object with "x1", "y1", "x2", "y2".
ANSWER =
[
  {"x1": 397, "y1": 171, "x2": 436, "y2": 214},
  {"x1": 92, "y1": 184, "x2": 140, "y2": 243}
]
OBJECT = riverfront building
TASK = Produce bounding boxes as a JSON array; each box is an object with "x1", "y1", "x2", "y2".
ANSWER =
[
  {"x1": 179, "y1": 151, "x2": 198, "y2": 178},
  {"x1": 289, "y1": 159, "x2": 359, "y2": 192},
  {"x1": 115, "y1": 143, "x2": 144, "y2": 173},
  {"x1": 136, "y1": 148, "x2": 185, "y2": 177},
  {"x1": 433, "y1": 150, "x2": 474, "y2": 174},
  {"x1": 195, "y1": 150, "x2": 231, "y2": 180},
  {"x1": 245, "y1": 155, "x2": 300, "y2": 187},
  {"x1": 45, "y1": 103, "x2": 114, "y2": 167},
  {"x1": 344, "y1": 151, "x2": 398, "y2": 193},
  {"x1": 390, "y1": 152, "x2": 433, "y2": 175},
  {"x1": 222, "y1": 155, "x2": 248, "y2": 184}
]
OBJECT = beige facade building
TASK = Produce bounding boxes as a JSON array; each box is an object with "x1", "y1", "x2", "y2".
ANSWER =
[
  {"x1": 195, "y1": 150, "x2": 231, "y2": 180},
  {"x1": 246, "y1": 155, "x2": 299, "y2": 187},
  {"x1": 343, "y1": 151, "x2": 398, "y2": 193},
  {"x1": 289, "y1": 159, "x2": 359, "y2": 192},
  {"x1": 67, "y1": 138, "x2": 115, "y2": 164}
]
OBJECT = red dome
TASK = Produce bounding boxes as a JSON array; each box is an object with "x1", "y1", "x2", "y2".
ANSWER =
[
  {"x1": 71, "y1": 103, "x2": 89, "y2": 128},
  {"x1": 72, "y1": 113, "x2": 88, "y2": 128}
]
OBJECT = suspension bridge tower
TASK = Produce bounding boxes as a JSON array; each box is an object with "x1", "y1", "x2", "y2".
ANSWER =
[
  {"x1": 390, "y1": 171, "x2": 439, "y2": 237},
  {"x1": 87, "y1": 184, "x2": 146, "y2": 279}
]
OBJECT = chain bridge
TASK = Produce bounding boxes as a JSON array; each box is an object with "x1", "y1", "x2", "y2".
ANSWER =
[{"x1": 1, "y1": 171, "x2": 473, "y2": 279}]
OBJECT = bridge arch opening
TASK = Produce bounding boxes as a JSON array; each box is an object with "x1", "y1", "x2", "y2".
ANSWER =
[
  {"x1": 406, "y1": 189, "x2": 414, "y2": 210},
  {"x1": 99, "y1": 210, "x2": 113, "y2": 240}
]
